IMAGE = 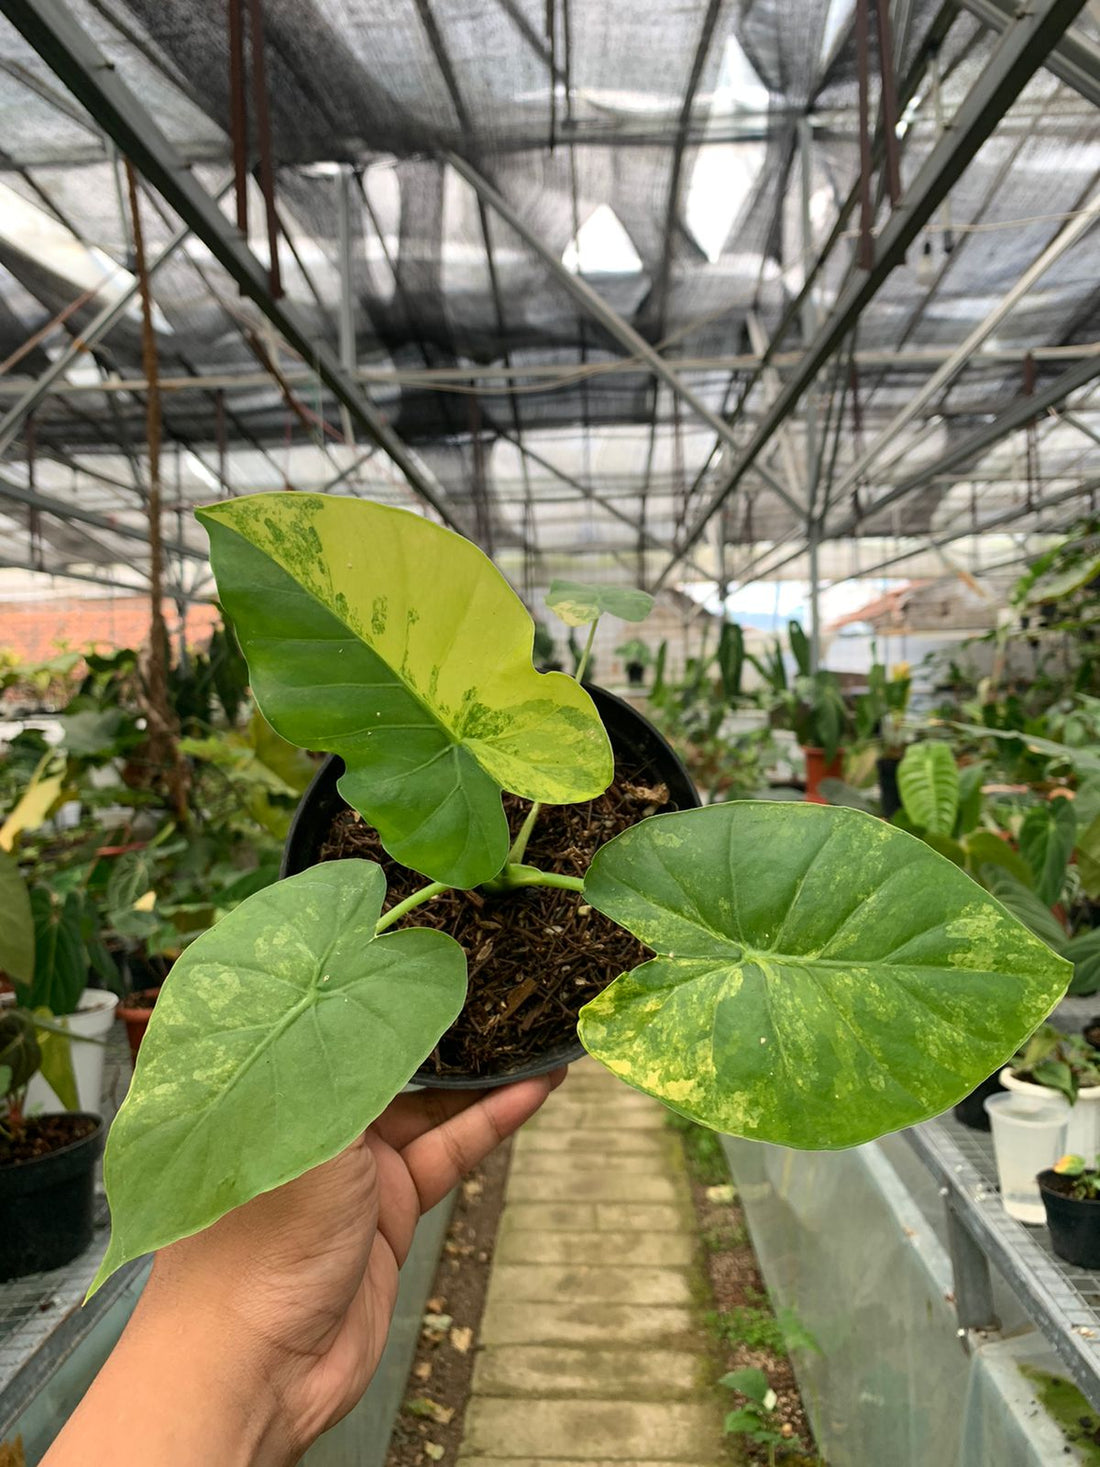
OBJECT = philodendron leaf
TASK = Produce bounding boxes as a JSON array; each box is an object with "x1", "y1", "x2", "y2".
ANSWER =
[
  {"x1": 90, "y1": 861, "x2": 467, "y2": 1295},
  {"x1": 545, "y1": 579, "x2": 655, "y2": 627},
  {"x1": 0, "y1": 847, "x2": 33, "y2": 983},
  {"x1": 578, "y1": 803, "x2": 1069, "y2": 1149},
  {"x1": 1019, "y1": 797, "x2": 1076, "y2": 906},
  {"x1": 198, "y1": 494, "x2": 612, "y2": 888},
  {"x1": 898, "y1": 742, "x2": 959, "y2": 836}
]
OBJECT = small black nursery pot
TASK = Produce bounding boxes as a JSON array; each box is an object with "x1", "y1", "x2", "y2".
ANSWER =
[
  {"x1": 282, "y1": 685, "x2": 699, "y2": 1089},
  {"x1": 1038, "y1": 1170, "x2": 1100, "y2": 1269},
  {"x1": 0, "y1": 1116, "x2": 104, "y2": 1281}
]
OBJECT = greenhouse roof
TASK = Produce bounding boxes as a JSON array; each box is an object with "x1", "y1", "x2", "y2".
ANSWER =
[{"x1": 0, "y1": 0, "x2": 1099, "y2": 605}]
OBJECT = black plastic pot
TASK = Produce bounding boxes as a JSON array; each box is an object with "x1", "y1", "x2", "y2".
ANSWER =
[
  {"x1": 0, "y1": 1116, "x2": 104, "y2": 1281},
  {"x1": 1038, "y1": 1171, "x2": 1100, "y2": 1269},
  {"x1": 877, "y1": 755, "x2": 902, "y2": 819},
  {"x1": 282, "y1": 684, "x2": 699, "y2": 1088},
  {"x1": 953, "y1": 1069, "x2": 1006, "y2": 1131}
]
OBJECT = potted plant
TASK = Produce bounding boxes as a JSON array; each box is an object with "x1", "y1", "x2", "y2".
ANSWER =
[
  {"x1": 751, "y1": 621, "x2": 853, "y2": 801},
  {"x1": 0, "y1": 1007, "x2": 103, "y2": 1280},
  {"x1": 615, "y1": 637, "x2": 652, "y2": 688},
  {"x1": 1001, "y1": 1024, "x2": 1100, "y2": 1156},
  {"x1": 83, "y1": 493, "x2": 1071, "y2": 1296},
  {"x1": 855, "y1": 657, "x2": 911, "y2": 818},
  {"x1": 1038, "y1": 1153, "x2": 1100, "y2": 1268}
]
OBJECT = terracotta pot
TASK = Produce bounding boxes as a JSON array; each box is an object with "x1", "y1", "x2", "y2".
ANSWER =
[
  {"x1": 803, "y1": 746, "x2": 843, "y2": 804},
  {"x1": 117, "y1": 987, "x2": 162, "y2": 1066}
]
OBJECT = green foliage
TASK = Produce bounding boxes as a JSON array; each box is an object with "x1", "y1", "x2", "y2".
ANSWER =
[
  {"x1": 1019, "y1": 798, "x2": 1076, "y2": 906},
  {"x1": 711, "y1": 1297, "x2": 820, "y2": 1357},
  {"x1": 717, "y1": 622, "x2": 745, "y2": 702},
  {"x1": 1052, "y1": 1154, "x2": 1100, "y2": 1199},
  {"x1": 579, "y1": 802, "x2": 1069, "y2": 1148},
  {"x1": 199, "y1": 493, "x2": 612, "y2": 888},
  {"x1": 665, "y1": 1111, "x2": 727, "y2": 1184},
  {"x1": 898, "y1": 742, "x2": 959, "y2": 836},
  {"x1": 90, "y1": 861, "x2": 468, "y2": 1294},
  {"x1": 544, "y1": 579, "x2": 654, "y2": 627},
  {"x1": 1066, "y1": 929, "x2": 1100, "y2": 996},
  {"x1": 955, "y1": 763, "x2": 986, "y2": 837},
  {"x1": 0, "y1": 1010, "x2": 40, "y2": 1095},
  {"x1": 1011, "y1": 1024, "x2": 1100, "y2": 1103},
  {"x1": 26, "y1": 888, "x2": 87, "y2": 1016},
  {"x1": 788, "y1": 620, "x2": 812, "y2": 677},
  {"x1": 980, "y1": 867, "x2": 1068, "y2": 951},
  {"x1": 0, "y1": 847, "x2": 34, "y2": 983},
  {"x1": 615, "y1": 637, "x2": 652, "y2": 668}
]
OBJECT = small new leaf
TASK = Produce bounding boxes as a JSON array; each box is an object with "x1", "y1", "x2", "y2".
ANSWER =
[{"x1": 545, "y1": 579, "x2": 654, "y2": 627}]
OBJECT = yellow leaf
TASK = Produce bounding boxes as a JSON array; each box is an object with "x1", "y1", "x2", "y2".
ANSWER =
[
  {"x1": 133, "y1": 890, "x2": 157, "y2": 913},
  {"x1": 0, "y1": 755, "x2": 66, "y2": 852}
]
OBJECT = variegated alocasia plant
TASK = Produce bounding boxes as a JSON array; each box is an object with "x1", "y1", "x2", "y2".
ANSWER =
[{"x1": 90, "y1": 493, "x2": 1071, "y2": 1294}]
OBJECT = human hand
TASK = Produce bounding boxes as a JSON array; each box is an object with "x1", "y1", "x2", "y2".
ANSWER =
[{"x1": 45, "y1": 1070, "x2": 564, "y2": 1467}]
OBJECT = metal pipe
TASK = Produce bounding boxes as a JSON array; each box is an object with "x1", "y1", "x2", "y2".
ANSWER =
[{"x1": 245, "y1": 0, "x2": 281, "y2": 298}]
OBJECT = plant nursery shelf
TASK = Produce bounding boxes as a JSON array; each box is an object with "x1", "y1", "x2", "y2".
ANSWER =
[{"x1": 907, "y1": 1114, "x2": 1100, "y2": 1412}]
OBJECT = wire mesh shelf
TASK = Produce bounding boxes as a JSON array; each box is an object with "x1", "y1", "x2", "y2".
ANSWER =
[
  {"x1": 907, "y1": 1112, "x2": 1100, "y2": 1410},
  {"x1": 0, "y1": 1023, "x2": 134, "y2": 1399}
]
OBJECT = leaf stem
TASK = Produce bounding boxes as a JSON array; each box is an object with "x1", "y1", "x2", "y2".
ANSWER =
[
  {"x1": 507, "y1": 867, "x2": 586, "y2": 894},
  {"x1": 575, "y1": 618, "x2": 598, "y2": 684},
  {"x1": 375, "y1": 881, "x2": 451, "y2": 933}
]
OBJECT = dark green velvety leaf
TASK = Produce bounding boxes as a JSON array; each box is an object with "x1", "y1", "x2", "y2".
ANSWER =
[
  {"x1": 578, "y1": 803, "x2": 1069, "y2": 1149},
  {"x1": 28, "y1": 889, "x2": 86, "y2": 1015},
  {"x1": 955, "y1": 763, "x2": 986, "y2": 837},
  {"x1": 90, "y1": 860, "x2": 467, "y2": 1295},
  {"x1": 199, "y1": 495, "x2": 611, "y2": 888},
  {"x1": 0, "y1": 1010, "x2": 40, "y2": 1091},
  {"x1": 1077, "y1": 810, "x2": 1100, "y2": 899},
  {"x1": 1019, "y1": 797, "x2": 1076, "y2": 906},
  {"x1": 1066, "y1": 928, "x2": 1100, "y2": 995},
  {"x1": 964, "y1": 831, "x2": 1034, "y2": 888}
]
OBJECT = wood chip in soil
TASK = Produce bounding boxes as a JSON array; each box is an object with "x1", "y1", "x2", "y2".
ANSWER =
[
  {"x1": 678, "y1": 1133, "x2": 825, "y2": 1466},
  {"x1": 384, "y1": 1138, "x2": 512, "y2": 1467},
  {"x1": 318, "y1": 760, "x2": 678, "y2": 1079}
]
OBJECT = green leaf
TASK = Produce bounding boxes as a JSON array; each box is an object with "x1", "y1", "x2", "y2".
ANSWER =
[
  {"x1": 898, "y1": 743, "x2": 959, "y2": 836},
  {"x1": 33, "y1": 1007, "x2": 78, "y2": 1111},
  {"x1": 717, "y1": 623, "x2": 745, "y2": 702},
  {"x1": 57, "y1": 708, "x2": 128, "y2": 757},
  {"x1": 953, "y1": 722, "x2": 1100, "y2": 778},
  {"x1": 1019, "y1": 798, "x2": 1076, "y2": 906},
  {"x1": 0, "y1": 1010, "x2": 40, "y2": 1091},
  {"x1": 28, "y1": 889, "x2": 87, "y2": 1015},
  {"x1": 544, "y1": 579, "x2": 654, "y2": 627},
  {"x1": 199, "y1": 494, "x2": 612, "y2": 888},
  {"x1": 979, "y1": 867, "x2": 1067, "y2": 952},
  {"x1": 788, "y1": 620, "x2": 812, "y2": 677},
  {"x1": 578, "y1": 803, "x2": 1069, "y2": 1149},
  {"x1": 720, "y1": 1368, "x2": 771, "y2": 1404},
  {"x1": 964, "y1": 831, "x2": 1034, "y2": 888},
  {"x1": 90, "y1": 860, "x2": 467, "y2": 1295},
  {"x1": 1066, "y1": 928, "x2": 1100, "y2": 996},
  {"x1": 1078, "y1": 810, "x2": 1100, "y2": 899},
  {"x1": 955, "y1": 763, "x2": 986, "y2": 837},
  {"x1": 818, "y1": 779, "x2": 878, "y2": 814},
  {"x1": 1026, "y1": 550, "x2": 1100, "y2": 604},
  {"x1": 0, "y1": 847, "x2": 34, "y2": 983},
  {"x1": 106, "y1": 850, "x2": 155, "y2": 920}
]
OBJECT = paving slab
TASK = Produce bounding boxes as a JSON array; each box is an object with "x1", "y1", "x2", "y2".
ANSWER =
[
  {"x1": 479, "y1": 1301, "x2": 698, "y2": 1348},
  {"x1": 459, "y1": 1460, "x2": 718, "y2": 1466},
  {"x1": 461, "y1": 1399, "x2": 719, "y2": 1460},
  {"x1": 512, "y1": 1129, "x2": 669, "y2": 1157},
  {"x1": 496, "y1": 1228, "x2": 694, "y2": 1267},
  {"x1": 486, "y1": 1263, "x2": 692, "y2": 1307},
  {"x1": 506, "y1": 1173, "x2": 683, "y2": 1204},
  {"x1": 593, "y1": 1203, "x2": 693, "y2": 1231},
  {"x1": 526, "y1": 1106, "x2": 667, "y2": 1132},
  {"x1": 512, "y1": 1151, "x2": 675, "y2": 1175},
  {"x1": 472, "y1": 1346, "x2": 702, "y2": 1400}
]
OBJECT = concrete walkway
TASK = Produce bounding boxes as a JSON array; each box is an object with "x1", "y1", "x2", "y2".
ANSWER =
[{"x1": 458, "y1": 1058, "x2": 725, "y2": 1466}]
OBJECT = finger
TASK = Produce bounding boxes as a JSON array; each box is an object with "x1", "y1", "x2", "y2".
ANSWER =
[
  {"x1": 375, "y1": 1065, "x2": 569, "y2": 1151},
  {"x1": 402, "y1": 1073, "x2": 558, "y2": 1213}
]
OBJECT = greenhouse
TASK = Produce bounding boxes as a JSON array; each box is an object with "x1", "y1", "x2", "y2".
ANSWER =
[{"x1": 3, "y1": 0, "x2": 1100, "y2": 1461}]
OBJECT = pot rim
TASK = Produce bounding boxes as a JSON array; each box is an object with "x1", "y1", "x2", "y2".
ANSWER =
[
  {"x1": 0, "y1": 1113, "x2": 104, "y2": 1172},
  {"x1": 117, "y1": 986, "x2": 162, "y2": 1017},
  {"x1": 1000, "y1": 1066, "x2": 1100, "y2": 1102},
  {"x1": 1037, "y1": 1168, "x2": 1100, "y2": 1204}
]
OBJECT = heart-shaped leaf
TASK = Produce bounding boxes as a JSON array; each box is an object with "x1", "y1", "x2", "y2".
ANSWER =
[
  {"x1": 1019, "y1": 797, "x2": 1076, "y2": 906},
  {"x1": 955, "y1": 763, "x2": 985, "y2": 836},
  {"x1": 1066, "y1": 928, "x2": 1100, "y2": 996},
  {"x1": 0, "y1": 848, "x2": 33, "y2": 983},
  {"x1": 90, "y1": 860, "x2": 467, "y2": 1295},
  {"x1": 545, "y1": 580, "x2": 654, "y2": 627},
  {"x1": 898, "y1": 742, "x2": 959, "y2": 836},
  {"x1": 199, "y1": 494, "x2": 612, "y2": 888},
  {"x1": 578, "y1": 803, "x2": 1069, "y2": 1149},
  {"x1": 27, "y1": 888, "x2": 86, "y2": 1015}
]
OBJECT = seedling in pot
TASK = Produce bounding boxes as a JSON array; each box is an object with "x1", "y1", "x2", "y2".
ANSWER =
[
  {"x1": 89, "y1": 494, "x2": 1071, "y2": 1294},
  {"x1": 1051, "y1": 1152, "x2": 1100, "y2": 1199}
]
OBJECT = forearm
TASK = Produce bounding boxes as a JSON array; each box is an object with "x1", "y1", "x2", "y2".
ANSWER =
[{"x1": 43, "y1": 1267, "x2": 298, "y2": 1467}]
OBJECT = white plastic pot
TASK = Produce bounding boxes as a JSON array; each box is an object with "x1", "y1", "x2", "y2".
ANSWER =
[
  {"x1": 24, "y1": 989, "x2": 118, "y2": 1114},
  {"x1": 1000, "y1": 1067, "x2": 1100, "y2": 1158}
]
